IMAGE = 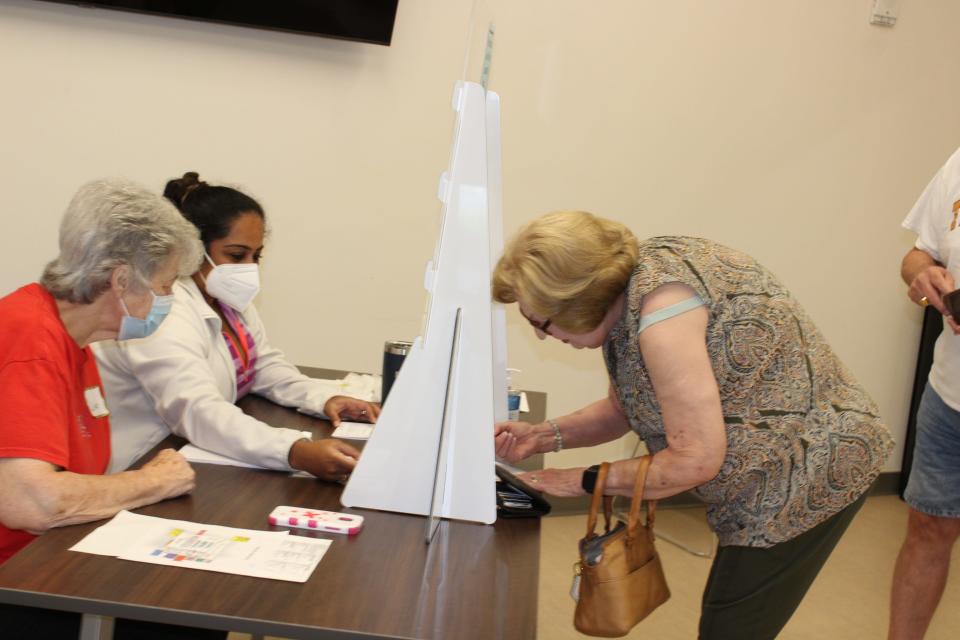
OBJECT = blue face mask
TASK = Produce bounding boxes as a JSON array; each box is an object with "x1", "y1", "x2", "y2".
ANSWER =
[{"x1": 118, "y1": 292, "x2": 175, "y2": 341}]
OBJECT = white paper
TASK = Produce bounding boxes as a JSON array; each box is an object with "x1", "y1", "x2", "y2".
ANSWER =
[
  {"x1": 332, "y1": 421, "x2": 374, "y2": 440},
  {"x1": 519, "y1": 391, "x2": 529, "y2": 413},
  {"x1": 70, "y1": 510, "x2": 192, "y2": 556},
  {"x1": 179, "y1": 443, "x2": 264, "y2": 469},
  {"x1": 178, "y1": 444, "x2": 317, "y2": 479},
  {"x1": 72, "y1": 511, "x2": 330, "y2": 583},
  {"x1": 297, "y1": 373, "x2": 382, "y2": 415},
  {"x1": 121, "y1": 524, "x2": 329, "y2": 583}
]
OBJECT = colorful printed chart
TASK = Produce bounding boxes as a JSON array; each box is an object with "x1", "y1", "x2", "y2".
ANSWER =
[{"x1": 71, "y1": 511, "x2": 331, "y2": 583}]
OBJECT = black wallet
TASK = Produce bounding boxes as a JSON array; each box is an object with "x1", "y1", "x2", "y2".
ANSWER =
[
  {"x1": 495, "y1": 465, "x2": 552, "y2": 518},
  {"x1": 943, "y1": 289, "x2": 960, "y2": 323}
]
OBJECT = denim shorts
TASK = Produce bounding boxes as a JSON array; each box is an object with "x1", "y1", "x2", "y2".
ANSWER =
[{"x1": 904, "y1": 383, "x2": 960, "y2": 518}]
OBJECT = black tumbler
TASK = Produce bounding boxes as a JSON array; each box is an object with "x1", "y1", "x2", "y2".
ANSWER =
[{"x1": 381, "y1": 340, "x2": 413, "y2": 403}]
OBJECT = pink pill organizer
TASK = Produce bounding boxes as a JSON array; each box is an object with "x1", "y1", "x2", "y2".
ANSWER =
[{"x1": 268, "y1": 506, "x2": 364, "y2": 535}]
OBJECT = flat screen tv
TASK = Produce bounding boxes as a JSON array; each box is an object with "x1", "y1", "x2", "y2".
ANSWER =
[{"x1": 35, "y1": 1, "x2": 400, "y2": 45}]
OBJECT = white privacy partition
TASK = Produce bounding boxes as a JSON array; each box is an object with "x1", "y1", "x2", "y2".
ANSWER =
[{"x1": 340, "y1": 80, "x2": 506, "y2": 527}]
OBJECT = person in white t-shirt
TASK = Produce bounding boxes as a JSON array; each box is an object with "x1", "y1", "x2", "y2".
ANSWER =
[{"x1": 892, "y1": 146, "x2": 960, "y2": 639}]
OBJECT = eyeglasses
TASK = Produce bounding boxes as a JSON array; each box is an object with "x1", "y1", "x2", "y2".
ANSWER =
[{"x1": 519, "y1": 308, "x2": 552, "y2": 333}]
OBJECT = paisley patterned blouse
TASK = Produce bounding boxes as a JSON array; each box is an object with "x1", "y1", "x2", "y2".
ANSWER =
[{"x1": 603, "y1": 236, "x2": 894, "y2": 547}]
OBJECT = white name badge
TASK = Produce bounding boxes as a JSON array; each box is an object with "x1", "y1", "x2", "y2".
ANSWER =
[{"x1": 84, "y1": 386, "x2": 110, "y2": 418}]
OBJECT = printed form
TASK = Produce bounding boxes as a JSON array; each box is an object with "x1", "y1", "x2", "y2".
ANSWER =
[{"x1": 71, "y1": 510, "x2": 330, "y2": 583}]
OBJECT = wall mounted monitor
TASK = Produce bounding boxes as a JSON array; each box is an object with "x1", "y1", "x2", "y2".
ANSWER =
[{"x1": 35, "y1": 1, "x2": 400, "y2": 45}]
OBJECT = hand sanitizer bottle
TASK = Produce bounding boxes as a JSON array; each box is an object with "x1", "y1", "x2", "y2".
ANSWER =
[{"x1": 506, "y1": 368, "x2": 522, "y2": 422}]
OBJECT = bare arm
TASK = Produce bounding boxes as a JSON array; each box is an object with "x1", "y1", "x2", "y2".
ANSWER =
[
  {"x1": 0, "y1": 449, "x2": 195, "y2": 534},
  {"x1": 902, "y1": 247, "x2": 939, "y2": 287},
  {"x1": 518, "y1": 283, "x2": 726, "y2": 499},
  {"x1": 605, "y1": 284, "x2": 726, "y2": 499},
  {"x1": 494, "y1": 388, "x2": 631, "y2": 462}
]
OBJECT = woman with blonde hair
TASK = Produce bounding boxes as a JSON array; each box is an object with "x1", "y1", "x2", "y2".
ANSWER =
[{"x1": 493, "y1": 210, "x2": 893, "y2": 639}]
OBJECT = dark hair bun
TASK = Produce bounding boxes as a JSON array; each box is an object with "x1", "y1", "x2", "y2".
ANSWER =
[
  {"x1": 161, "y1": 173, "x2": 264, "y2": 248},
  {"x1": 163, "y1": 171, "x2": 207, "y2": 209}
]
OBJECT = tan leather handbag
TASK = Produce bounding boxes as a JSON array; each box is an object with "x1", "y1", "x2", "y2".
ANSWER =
[{"x1": 572, "y1": 457, "x2": 670, "y2": 637}]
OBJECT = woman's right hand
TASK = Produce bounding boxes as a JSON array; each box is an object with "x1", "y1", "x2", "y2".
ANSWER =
[
  {"x1": 140, "y1": 448, "x2": 196, "y2": 499},
  {"x1": 288, "y1": 438, "x2": 360, "y2": 482},
  {"x1": 494, "y1": 421, "x2": 542, "y2": 463}
]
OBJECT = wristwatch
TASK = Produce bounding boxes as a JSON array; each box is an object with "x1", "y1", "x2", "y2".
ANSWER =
[{"x1": 581, "y1": 464, "x2": 601, "y2": 494}]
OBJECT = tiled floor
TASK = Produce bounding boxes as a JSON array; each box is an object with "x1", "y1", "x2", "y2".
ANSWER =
[{"x1": 538, "y1": 495, "x2": 960, "y2": 639}]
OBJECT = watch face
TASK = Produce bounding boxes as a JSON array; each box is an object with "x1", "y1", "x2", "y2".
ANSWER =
[{"x1": 582, "y1": 466, "x2": 600, "y2": 494}]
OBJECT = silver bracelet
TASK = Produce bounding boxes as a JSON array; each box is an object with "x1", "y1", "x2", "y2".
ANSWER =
[{"x1": 547, "y1": 419, "x2": 563, "y2": 452}]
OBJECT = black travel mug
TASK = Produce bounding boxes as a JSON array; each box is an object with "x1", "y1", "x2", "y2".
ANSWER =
[{"x1": 381, "y1": 340, "x2": 413, "y2": 403}]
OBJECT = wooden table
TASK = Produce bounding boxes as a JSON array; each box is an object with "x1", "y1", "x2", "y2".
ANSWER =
[{"x1": 0, "y1": 370, "x2": 546, "y2": 639}]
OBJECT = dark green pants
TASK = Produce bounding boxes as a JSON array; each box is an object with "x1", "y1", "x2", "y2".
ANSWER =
[{"x1": 699, "y1": 491, "x2": 868, "y2": 640}]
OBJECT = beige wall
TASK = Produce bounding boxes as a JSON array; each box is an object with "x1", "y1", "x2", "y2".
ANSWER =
[{"x1": 2, "y1": 1, "x2": 958, "y2": 472}]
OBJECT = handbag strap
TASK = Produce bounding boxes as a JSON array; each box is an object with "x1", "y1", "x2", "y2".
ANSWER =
[
  {"x1": 602, "y1": 495, "x2": 614, "y2": 533},
  {"x1": 627, "y1": 455, "x2": 657, "y2": 537},
  {"x1": 584, "y1": 462, "x2": 612, "y2": 538},
  {"x1": 585, "y1": 457, "x2": 658, "y2": 539}
]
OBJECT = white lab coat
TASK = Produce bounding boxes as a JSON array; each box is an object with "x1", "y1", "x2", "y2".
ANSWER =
[{"x1": 94, "y1": 277, "x2": 335, "y2": 472}]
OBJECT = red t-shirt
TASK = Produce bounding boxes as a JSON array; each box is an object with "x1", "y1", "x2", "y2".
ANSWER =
[{"x1": 0, "y1": 284, "x2": 111, "y2": 564}]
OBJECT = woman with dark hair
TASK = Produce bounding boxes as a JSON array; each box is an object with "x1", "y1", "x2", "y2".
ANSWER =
[{"x1": 95, "y1": 172, "x2": 378, "y2": 480}]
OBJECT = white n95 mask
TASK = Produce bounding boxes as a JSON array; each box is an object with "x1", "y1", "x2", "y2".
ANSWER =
[{"x1": 202, "y1": 253, "x2": 260, "y2": 311}]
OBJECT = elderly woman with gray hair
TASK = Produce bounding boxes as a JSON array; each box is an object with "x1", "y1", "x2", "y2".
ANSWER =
[
  {"x1": 0, "y1": 178, "x2": 221, "y2": 639},
  {"x1": 492, "y1": 211, "x2": 894, "y2": 639}
]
